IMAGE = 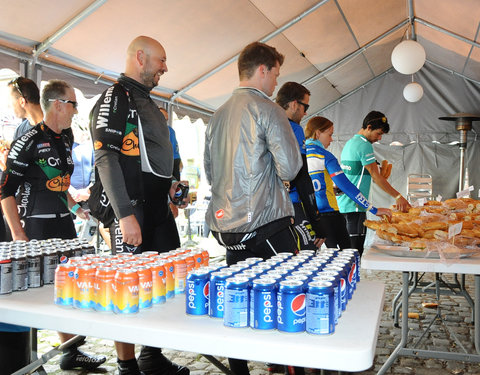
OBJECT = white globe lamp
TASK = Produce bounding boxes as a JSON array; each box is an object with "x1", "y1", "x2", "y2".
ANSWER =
[
  {"x1": 391, "y1": 40, "x2": 426, "y2": 74},
  {"x1": 403, "y1": 82, "x2": 424, "y2": 102}
]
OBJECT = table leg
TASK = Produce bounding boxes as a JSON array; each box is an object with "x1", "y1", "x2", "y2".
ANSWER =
[
  {"x1": 475, "y1": 275, "x2": 479, "y2": 354},
  {"x1": 377, "y1": 271, "x2": 409, "y2": 375}
]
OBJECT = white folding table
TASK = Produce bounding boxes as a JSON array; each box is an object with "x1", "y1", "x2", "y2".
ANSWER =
[
  {"x1": 362, "y1": 247, "x2": 480, "y2": 375},
  {"x1": 0, "y1": 281, "x2": 384, "y2": 372}
]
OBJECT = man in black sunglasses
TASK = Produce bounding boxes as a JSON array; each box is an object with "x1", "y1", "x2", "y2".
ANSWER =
[
  {"x1": 276, "y1": 82, "x2": 325, "y2": 251},
  {"x1": 7, "y1": 77, "x2": 44, "y2": 142},
  {"x1": 1, "y1": 79, "x2": 106, "y2": 374}
]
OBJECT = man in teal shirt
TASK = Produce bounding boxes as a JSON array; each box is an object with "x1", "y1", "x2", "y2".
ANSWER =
[{"x1": 338, "y1": 111, "x2": 410, "y2": 253}]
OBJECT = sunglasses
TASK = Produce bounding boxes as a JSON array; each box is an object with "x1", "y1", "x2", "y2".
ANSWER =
[
  {"x1": 297, "y1": 100, "x2": 309, "y2": 112},
  {"x1": 9, "y1": 77, "x2": 24, "y2": 98},
  {"x1": 48, "y1": 98, "x2": 78, "y2": 109}
]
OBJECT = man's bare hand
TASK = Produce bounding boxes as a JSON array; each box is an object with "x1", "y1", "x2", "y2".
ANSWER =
[{"x1": 119, "y1": 215, "x2": 142, "y2": 246}]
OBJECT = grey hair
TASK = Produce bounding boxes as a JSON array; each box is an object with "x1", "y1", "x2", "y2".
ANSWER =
[{"x1": 40, "y1": 79, "x2": 73, "y2": 112}]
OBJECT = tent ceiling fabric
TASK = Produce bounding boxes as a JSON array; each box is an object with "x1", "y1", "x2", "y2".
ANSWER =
[{"x1": 0, "y1": 0, "x2": 479, "y2": 118}]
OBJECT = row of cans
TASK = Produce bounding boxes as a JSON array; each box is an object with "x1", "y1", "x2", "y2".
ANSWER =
[
  {"x1": 0, "y1": 238, "x2": 95, "y2": 295},
  {"x1": 54, "y1": 247, "x2": 210, "y2": 314},
  {"x1": 185, "y1": 248, "x2": 360, "y2": 335}
]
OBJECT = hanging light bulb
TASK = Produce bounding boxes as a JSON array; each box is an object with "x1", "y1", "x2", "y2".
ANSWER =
[
  {"x1": 403, "y1": 82, "x2": 424, "y2": 102},
  {"x1": 391, "y1": 40, "x2": 426, "y2": 74}
]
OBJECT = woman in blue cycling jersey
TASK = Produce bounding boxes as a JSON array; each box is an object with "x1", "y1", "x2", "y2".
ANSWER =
[{"x1": 305, "y1": 116, "x2": 391, "y2": 249}]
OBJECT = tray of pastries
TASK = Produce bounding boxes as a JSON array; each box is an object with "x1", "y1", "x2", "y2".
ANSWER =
[{"x1": 365, "y1": 198, "x2": 480, "y2": 258}]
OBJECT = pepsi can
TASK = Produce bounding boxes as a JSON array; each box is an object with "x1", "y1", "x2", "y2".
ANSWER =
[
  {"x1": 337, "y1": 253, "x2": 357, "y2": 290},
  {"x1": 223, "y1": 277, "x2": 250, "y2": 328},
  {"x1": 186, "y1": 269, "x2": 210, "y2": 315},
  {"x1": 323, "y1": 266, "x2": 347, "y2": 311},
  {"x1": 331, "y1": 259, "x2": 354, "y2": 300},
  {"x1": 312, "y1": 274, "x2": 339, "y2": 324},
  {"x1": 209, "y1": 271, "x2": 233, "y2": 318},
  {"x1": 277, "y1": 280, "x2": 306, "y2": 333},
  {"x1": 275, "y1": 252, "x2": 294, "y2": 259},
  {"x1": 244, "y1": 257, "x2": 263, "y2": 265},
  {"x1": 342, "y1": 249, "x2": 361, "y2": 282},
  {"x1": 251, "y1": 278, "x2": 277, "y2": 330},
  {"x1": 306, "y1": 281, "x2": 335, "y2": 335}
]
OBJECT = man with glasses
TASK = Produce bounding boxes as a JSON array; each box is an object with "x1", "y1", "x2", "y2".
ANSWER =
[
  {"x1": 276, "y1": 82, "x2": 325, "y2": 251},
  {"x1": 0, "y1": 79, "x2": 105, "y2": 374}
]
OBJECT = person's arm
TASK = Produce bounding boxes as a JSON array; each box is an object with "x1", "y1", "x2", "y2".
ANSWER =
[
  {"x1": 1, "y1": 196, "x2": 28, "y2": 241},
  {"x1": 364, "y1": 162, "x2": 410, "y2": 212},
  {"x1": 265, "y1": 106, "x2": 302, "y2": 182},
  {"x1": 0, "y1": 133, "x2": 36, "y2": 240},
  {"x1": 90, "y1": 84, "x2": 141, "y2": 245},
  {"x1": 290, "y1": 154, "x2": 325, "y2": 237}
]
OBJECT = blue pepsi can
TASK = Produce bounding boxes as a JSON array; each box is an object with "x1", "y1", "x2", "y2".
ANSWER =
[
  {"x1": 337, "y1": 253, "x2": 357, "y2": 290},
  {"x1": 275, "y1": 252, "x2": 294, "y2": 259},
  {"x1": 250, "y1": 265, "x2": 270, "y2": 274},
  {"x1": 312, "y1": 274, "x2": 339, "y2": 324},
  {"x1": 224, "y1": 277, "x2": 250, "y2": 328},
  {"x1": 209, "y1": 270, "x2": 233, "y2": 318},
  {"x1": 323, "y1": 266, "x2": 347, "y2": 311},
  {"x1": 342, "y1": 249, "x2": 361, "y2": 282},
  {"x1": 251, "y1": 278, "x2": 277, "y2": 330},
  {"x1": 318, "y1": 270, "x2": 342, "y2": 318},
  {"x1": 277, "y1": 280, "x2": 306, "y2": 333},
  {"x1": 331, "y1": 259, "x2": 354, "y2": 300},
  {"x1": 306, "y1": 281, "x2": 335, "y2": 335},
  {"x1": 284, "y1": 274, "x2": 309, "y2": 286},
  {"x1": 186, "y1": 269, "x2": 210, "y2": 315},
  {"x1": 259, "y1": 273, "x2": 283, "y2": 283},
  {"x1": 244, "y1": 257, "x2": 263, "y2": 265}
]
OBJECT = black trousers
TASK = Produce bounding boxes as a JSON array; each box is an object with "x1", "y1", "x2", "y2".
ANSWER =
[
  {"x1": 219, "y1": 223, "x2": 300, "y2": 375},
  {"x1": 342, "y1": 211, "x2": 367, "y2": 255},
  {"x1": 0, "y1": 330, "x2": 30, "y2": 375},
  {"x1": 109, "y1": 173, "x2": 180, "y2": 254},
  {"x1": 316, "y1": 211, "x2": 351, "y2": 250}
]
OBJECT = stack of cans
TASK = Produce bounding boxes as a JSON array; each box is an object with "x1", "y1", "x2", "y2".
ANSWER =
[
  {"x1": 185, "y1": 248, "x2": 360, "y2": 335},
  {"x1": 0, "y1": 238, "x2": 94, "y2": 296},
  {"x1": 54, "y1": 247, "x2": 210, "y2": 315}
]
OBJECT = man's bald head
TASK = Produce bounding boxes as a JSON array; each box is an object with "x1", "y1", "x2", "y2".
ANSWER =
[{"x1": 125, "y1": 36, "x2": 168, "y2": 89}]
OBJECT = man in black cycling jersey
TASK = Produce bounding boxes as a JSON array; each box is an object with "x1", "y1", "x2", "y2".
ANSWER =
[
  {"x1": 90, "y1": 36, "x2": 189, "y2": 375},
  {"x1": 0, "y1": 79, "x2": 105, "y2": 373}
]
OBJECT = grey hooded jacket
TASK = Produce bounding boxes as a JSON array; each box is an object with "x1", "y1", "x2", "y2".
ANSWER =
[{"x1": 204, "y1": 87, "x2": 302, "y2": 233}]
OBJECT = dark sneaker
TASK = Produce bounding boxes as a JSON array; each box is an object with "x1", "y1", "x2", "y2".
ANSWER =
[
  {"x1": 59, "y1": 348, "x2": 106, "y2": 370},
  {"x1": 137, "y1": 347, "x2": 189, "y2": 375}
]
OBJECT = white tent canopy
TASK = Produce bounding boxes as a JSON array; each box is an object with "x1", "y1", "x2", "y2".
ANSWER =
[{"x1": 1, "y1": 0, "x2": 479, "y2": 201}]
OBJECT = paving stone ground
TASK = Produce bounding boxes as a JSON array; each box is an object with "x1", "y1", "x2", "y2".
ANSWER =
[{"x1": 34, "y1": 268, "x2": 480, "y2": 375}]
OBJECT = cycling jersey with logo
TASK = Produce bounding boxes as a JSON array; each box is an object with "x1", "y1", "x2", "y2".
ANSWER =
[
  {"x1": 0, "y1": 123, "x2": 74, "y2": 218},
  {"x1": 337, "y1": 134, "x2": 376, "y2": 213}
]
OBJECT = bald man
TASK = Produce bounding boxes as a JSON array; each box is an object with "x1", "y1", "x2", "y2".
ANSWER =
[{"x1": 90, "y1": 36, "x2": 189, "y2": 375}]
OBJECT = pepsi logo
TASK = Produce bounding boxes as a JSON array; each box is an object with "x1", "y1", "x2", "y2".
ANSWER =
[
  {"x1": 340, "y1": 278, "x2": 346, "y2": 291},
  {"x1": 203, "y1": 281, "x2": 210, "y2": 298},
  {"x1": 263, "y1": 300, "x2": 272, "y2": 308},
  {"x1": 290, "y1": 294, "x2": 306, "y2": 316},
  {"x1": 59, "y1": 255, "x2": 68, "y2": 264},
  {"x1": 217, "y1": 291, "x2": 224, "y2": 297},
  {"x1": 158, "y1": 271, "x2": 164, "y2": 277}
]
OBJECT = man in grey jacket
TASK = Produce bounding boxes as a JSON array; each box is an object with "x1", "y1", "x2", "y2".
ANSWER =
[
  {"x1": 204, "y1": 42, "x2": 302, "y2": 266},
  {"x1": 204, "y1": 41, "x2": 302, "y2": 375}
]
